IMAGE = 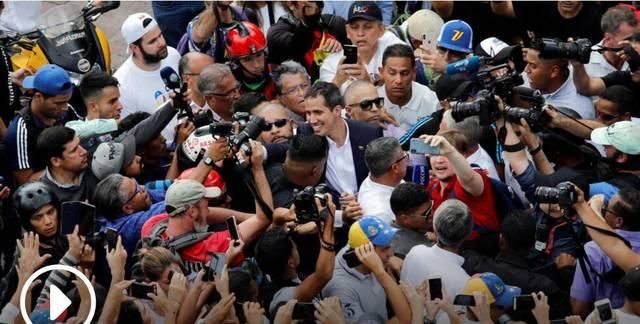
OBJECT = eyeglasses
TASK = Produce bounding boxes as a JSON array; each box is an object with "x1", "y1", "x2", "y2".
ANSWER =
[
  {"x1": 597, "y1": 110, "x2": 621, "y2": 122},
  {"x1": 419, "y1": 202, "x2": 434, "y2": 219},
  {"x1": 265, "y1": 118, "x2": 289, "y2": 131},
  {"x1": 183, "y1": 72, "x2": 200, "y2": 76},
  {"x1": 125, "y1": 181, "x2": 143, "y2": 205},
  {"x1": 394, "y1": 152, "x2": 409, "y2": 164},
  {"x1": 207, "y1": 83, "x2": 241, "y2": 98},
  {"x1": 601, "y1": 204, "x2": 618, "y2": 217},
  {"x1": 348, "y1": 97, "x2": 384, "y2": 111},
  {"x1": 282, "y1": 82, "x2": 310, "y2": 96}
]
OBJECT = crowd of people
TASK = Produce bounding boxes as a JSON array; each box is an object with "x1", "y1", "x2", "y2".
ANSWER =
[{"x1": 0, "y1": 0, "x2": 640, "y2": 323}]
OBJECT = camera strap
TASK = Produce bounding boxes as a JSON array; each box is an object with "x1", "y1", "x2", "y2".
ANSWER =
[{"x1": 240, "y1": 164, "x2": 274, "y2": 221}]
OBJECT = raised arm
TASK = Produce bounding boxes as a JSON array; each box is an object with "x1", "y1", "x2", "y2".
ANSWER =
[
  {"x1": 490, "y1": 0, "x2": 516, "y2": 18},
  {"x1": 571, "y1": 61, "x2": 606, "y2": 96}
]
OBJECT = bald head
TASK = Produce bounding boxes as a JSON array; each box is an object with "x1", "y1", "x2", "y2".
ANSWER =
[
  {"x1": 343, "y1": 80, "x2": 383, "y2": 123},
  {"x1": 179, "y1": 52, "x2": 214, "y2": 77},
  {"x1": 344, "y1": 80, "x2": 377, "y2": 107}
]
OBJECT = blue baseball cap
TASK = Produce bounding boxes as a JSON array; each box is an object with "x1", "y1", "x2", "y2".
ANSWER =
[
  {"x1": 437, "y1": 20, "x2": 473, "y2": 54},
  {"x1": 23, "y1": 64, "x2": 73, "y2": 96},
  {"x1": 348, "y1": 215, "x2": 398, "y2": 248},
  {"x1": 464, "y1": 272, "x2": 521, "y2": 307}
]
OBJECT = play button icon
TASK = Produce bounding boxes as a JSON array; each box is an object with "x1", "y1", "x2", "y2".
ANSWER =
[
  {"x1": 49, "y1": 284, "x2": 72, "y2": 320},
  {"x1": 20, "y1": 264, "x2": 96, "y2": 324}
]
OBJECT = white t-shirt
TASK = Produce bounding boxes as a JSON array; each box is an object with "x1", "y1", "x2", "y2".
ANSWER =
[
  {"x1": 114, "y1": 47, "x2": 181, "y2": 142},
  {"x1": 585, "y1": 309, "x2": 640, "y2": 324},
  {"x1": 379, "y1": 82, "x2": 439, "y2": 130},
  {"x1": 319, "y1": 31, "x2": 404, "y2": 86},
  {"x1": 358, "y1": 176, "x2": 402, "y2": 224}
]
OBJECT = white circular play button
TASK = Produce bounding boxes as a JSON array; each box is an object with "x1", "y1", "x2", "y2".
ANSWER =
[{"x1": 20, "y1": 264, "x2": 96, "y2": 324}]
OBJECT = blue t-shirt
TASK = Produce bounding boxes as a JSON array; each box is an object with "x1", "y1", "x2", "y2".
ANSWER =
[
  {"x1": 589, "y1": 182, "x2": 619, "y2": 203},
  {"x1": 98, "y1": 189, "x2": 166, "y2": 265}
]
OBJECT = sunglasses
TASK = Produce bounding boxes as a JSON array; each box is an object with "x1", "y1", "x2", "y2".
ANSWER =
[
  {"x1": 264, "y1": 118, "x2": 289, "y2": 131},
  {"x1": 349, "y1": 97, "x2": 384, "y2": 111},
  {"x1": 597, "y1": 110, "x2": 621, "y2": 122}
]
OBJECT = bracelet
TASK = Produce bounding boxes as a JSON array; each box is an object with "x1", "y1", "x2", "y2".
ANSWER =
[
  {"x1": 529, "y1": 143, "x2": 543, "y2": 155},
  {"x1": 502, "y1": 142, "x2": 525, "y2": 152}
]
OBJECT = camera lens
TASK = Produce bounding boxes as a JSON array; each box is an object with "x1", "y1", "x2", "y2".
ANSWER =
[{"x1": 534, "y1": 186, "x2": 561, "y2": 204}]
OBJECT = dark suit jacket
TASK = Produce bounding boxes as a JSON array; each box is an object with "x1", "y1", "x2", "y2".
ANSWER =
[{"x1": 265, "y1": 119, "x2": 383, "y2": 189}]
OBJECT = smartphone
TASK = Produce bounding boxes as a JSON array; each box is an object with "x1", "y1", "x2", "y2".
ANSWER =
[
  {"x1": 204, "y1": 252, "x2": 227, "y2": 281},
  {"x1": 226, "y1": 216, "x2": 240, "y2": 247},
  {"x1": 105, "y1": 228, "x2": 119, "y2": 251},
  {"x1": 60, "y1": 201, "x2": 96, "y2": 236},
  {"x1": 513, "y1": 295, "x2": 535, "y2": 311},
  {"x1": 453, "y1": 294, "x2": 476, "y2": 306},
  {"x1": 292, "y1": 302, "x2": 316, "y2": 321},
  {"x1": 428, "y1": 276, "x2": 443, "y2": 300},
  {"x1": 343, "y1": 45, "x2": 358, "y2": 64},
  {"x1": 127, "y1": 282, "x2": 156, "y2": 300},
  {"x1": 422, "y1": 33, "x2": 436, "y2": 51},
  {"x1": 342, "y1": 249, "x2": 362, "y2": 268},
  {"x1": 410, "y1": 138, "x2": 440, "y2": 155},
  {"x1": 550, "y1": 320, "x2": 567, "y2": 324},
  {"x1": 595, "y1": 298, "x2": 614, "y2": 323}
]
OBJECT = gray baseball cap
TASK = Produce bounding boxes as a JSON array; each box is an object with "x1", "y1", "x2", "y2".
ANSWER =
[{"x1": 165, "y1": 179, "x2": 221, "y2": 216}]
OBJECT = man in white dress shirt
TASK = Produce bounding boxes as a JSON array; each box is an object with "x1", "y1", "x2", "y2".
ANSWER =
[{"x1": 358, "y1": 137, "x2": 407, "y2": 224}]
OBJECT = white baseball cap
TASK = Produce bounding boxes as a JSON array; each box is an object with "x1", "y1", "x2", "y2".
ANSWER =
[
  {"x1": 591, "y1": 121, "x2": 640, "y2": 155},
  {"x1": 121, "y1": 12, "x2": 158, "y2": 45}
]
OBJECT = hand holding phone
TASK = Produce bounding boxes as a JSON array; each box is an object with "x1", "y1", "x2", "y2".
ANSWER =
[
  {"x1": 204, "y1": 252, "x2": 227, "y2": 281},
  {"x1": 226, "y1": 216, "x2": 240, "y2": 247},
  {"x1": 428, "y1": 276, "x2": 443, "y2": 300},
  {"x1": 127, "y1": 282, "x2": 157, "y2": 300},
  {"x1": 343, "y1": 45, "x2": 358, "y2": 64},
  {"x1": 292, "y1": 302, "x2": 316, "y2": 321},
  {"x1": 60, "y1": 201, "x2": 96, "y2": 236},
  {"x1": 105, "y1": 228, "x2": 119, "y2": 251},
  {"x1": 513, "y1": 295, "x2": 535, "y2": 311},
  {"x1": 595, "y1": 298, "x2": 615, "y2": 323},
  {"x1": 342, "y1": 249, "x2": 362, "y2": 268},
  {"x1": 453, "y1": 294, "x2": 476, "y2": 306}
]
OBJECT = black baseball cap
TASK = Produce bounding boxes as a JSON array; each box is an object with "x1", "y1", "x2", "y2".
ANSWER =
[{"x1": 347, "y1": 1, "x2": 382, "y2": 23}]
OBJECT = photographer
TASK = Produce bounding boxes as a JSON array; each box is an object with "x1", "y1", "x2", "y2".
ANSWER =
[
  {"x1": 571, "y1": 187, "x2": 640, "y2": 318},
  {"x1": 254, "y1": 195, "x2": 336, "y2": 316},
  {"x1": 546, "y1": 85, "x2": 636, "y2": 140},
  {"x1": 572, "y1": 32, "x2": 640, "y2": 102},
  {"x1": 524, "y1": 39, "x2": 595, "y2": 119}
]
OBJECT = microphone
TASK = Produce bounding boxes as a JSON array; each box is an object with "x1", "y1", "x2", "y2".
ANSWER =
[
  {"x1": 445, "y1": 56, "x2": 483, "y2": 75},
  {"x1": 411, "y1": 165, "x2": 430, "y2": 186},
  {"x1": 160, "y1": 66, "x2": 182, "y2": 92}
]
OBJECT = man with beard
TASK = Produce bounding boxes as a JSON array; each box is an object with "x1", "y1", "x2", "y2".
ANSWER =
[{"x1": 114, "y1": 13, "x2": 181, "y2": 144}]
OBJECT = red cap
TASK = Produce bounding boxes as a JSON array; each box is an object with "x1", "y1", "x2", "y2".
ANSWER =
[
  {"x1": 178, "y1": 168, "x2": 226, "y2": 193},
  {"x1": 225, "y1": 22, "x2": 266, "y2": 59}
]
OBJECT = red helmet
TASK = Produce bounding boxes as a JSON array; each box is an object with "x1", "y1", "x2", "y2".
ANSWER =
[{"x1": 225, "y1": 22, "x2": 267, "y2": 59}]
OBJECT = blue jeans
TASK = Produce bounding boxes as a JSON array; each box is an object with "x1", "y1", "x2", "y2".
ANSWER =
[{"x1": 152, "y1": 1, "x2": 205, "y2": 48}]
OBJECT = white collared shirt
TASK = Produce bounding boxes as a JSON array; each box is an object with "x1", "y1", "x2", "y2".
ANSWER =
[
  {"x1": 358, "y1": 176, "x2": 402, "y2": 224},
  {"x1": 523, "y1": 70, "x2": 595, "y2": 119},
  {"x1": 325, "y1": 120, "x2": 358, "y2": 195},
  {"x1": 379, "y1": 81, "x2": 439, "y2": 130},
  {"x1": 585, "y1": 40, "x2": 629, "y2": 78}
]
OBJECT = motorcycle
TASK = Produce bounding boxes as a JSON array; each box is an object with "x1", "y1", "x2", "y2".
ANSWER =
[{"x1": 2, "y1": 1, "x2": 120, "y2": 85}]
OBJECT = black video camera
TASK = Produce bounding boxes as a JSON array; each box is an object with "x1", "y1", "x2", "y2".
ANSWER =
[
  {"x1": 232, "y1": 115, "x2": 266, "y2": 154},
  {"x1": 451, "y1": 90, "x2": 499, "y2": 125},
  {"x1": 537, "y1": 38, "x2": 592, "y2": 64},
  {"x1": 209, "y1": 122, "x2": 234, "y2": 138},
  {"x1": 505, "y1": 106, "x2": 550, "y2": 125},
  {"x1": 233, "y1": 112, "x2": 251, "y2": 129},
  {"x1": 534, "y1": 182, "x2": 577, "y2": 208},
  {"x1": 293, "y1": 184, "x2": 329, "y2": 223}
]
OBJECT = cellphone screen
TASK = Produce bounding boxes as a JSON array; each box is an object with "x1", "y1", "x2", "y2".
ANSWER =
[
  {"x1": 428, "y1": 277, "x2": 442, "y2": 300},
  {"x1": 128, "y1": 282, "x2": 156, "y2": 300},
  {"x1": 344, "y1": 45, "x2": 358, "y2": 64},
  {"x1": 60, "y1": 201, "x2": 96, "y2": 236},
  {"x1": 105, "y1": 228, "x2": 118, "y2": 251},
  {"x1": 226, "y1": 216, "x2": 240, "y2": 243},
  {"x1": 596, "y1": 301, "x2": 613, "y2": 321},
  {"x1": 453, "y1": 294, "x2": 476, "y2": 306},
  {"x1": 292, "y1": 303, "x2": 316, "y2": 321},
  {"x1": 514, "y1": 295, "x2": 535, "y2": 311}
]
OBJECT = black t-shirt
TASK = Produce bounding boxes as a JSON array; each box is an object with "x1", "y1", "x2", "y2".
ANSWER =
[
  {"x1": 448, "y1": 1, "x2": 524, "y2": 46},
  {"x1": 602, "y1": 71, "x2": 640, "y2": 117},
  {"x1": 513, "y1": 1, "x2": 602, "y2": 43}
]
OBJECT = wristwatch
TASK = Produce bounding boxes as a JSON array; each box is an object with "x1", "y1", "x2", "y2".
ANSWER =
[{"x1": 203, "y1": 156, "x2": 214, "y2": 166}]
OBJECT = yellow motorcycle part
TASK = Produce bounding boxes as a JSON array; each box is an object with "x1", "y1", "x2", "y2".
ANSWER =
[
  {"x1": 95, "y1": 26, "x2": 111, "y2": 73},
  {"x1": 11, "y1": 43, "x2": 49, "y2": 73}
]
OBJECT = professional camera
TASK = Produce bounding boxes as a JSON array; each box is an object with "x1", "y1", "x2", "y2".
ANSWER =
[
  {"x1": 505, "y1": 106, "x2": 550, "y2": 125},
  {"x1": 293, "y1": 184, "x2": 329, "y2": 223},
  {"x1": 191, "y1": 109, "x2": 215, "y2": 128},
  {"x1": 623, "y1": 44, "x2": 640, "y2": 72},
  {"x1": 451, "y1": 90, "x2": 499, "y2": 125},
  {"x1": 233, "y1": 112, "x2": 251, "y2": 129},
  {"x1": 537, "y1": 38, "x2": 592, "y2": 64},
  {"x1": 476, "y1": 67, "x2": 524, "y2": 99},
  {"x1": 534, "y1": 182, "x2": 577, "y2": 208},
  {"x1": 511, "y1": 86, "x2": 545, "y2": 107},
  {"x1": 232, "y1": 115, "x2": 267, "y2": 153},
  {"x1": 209, "y1": 122, "x2": 234, "y2": 138}
]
